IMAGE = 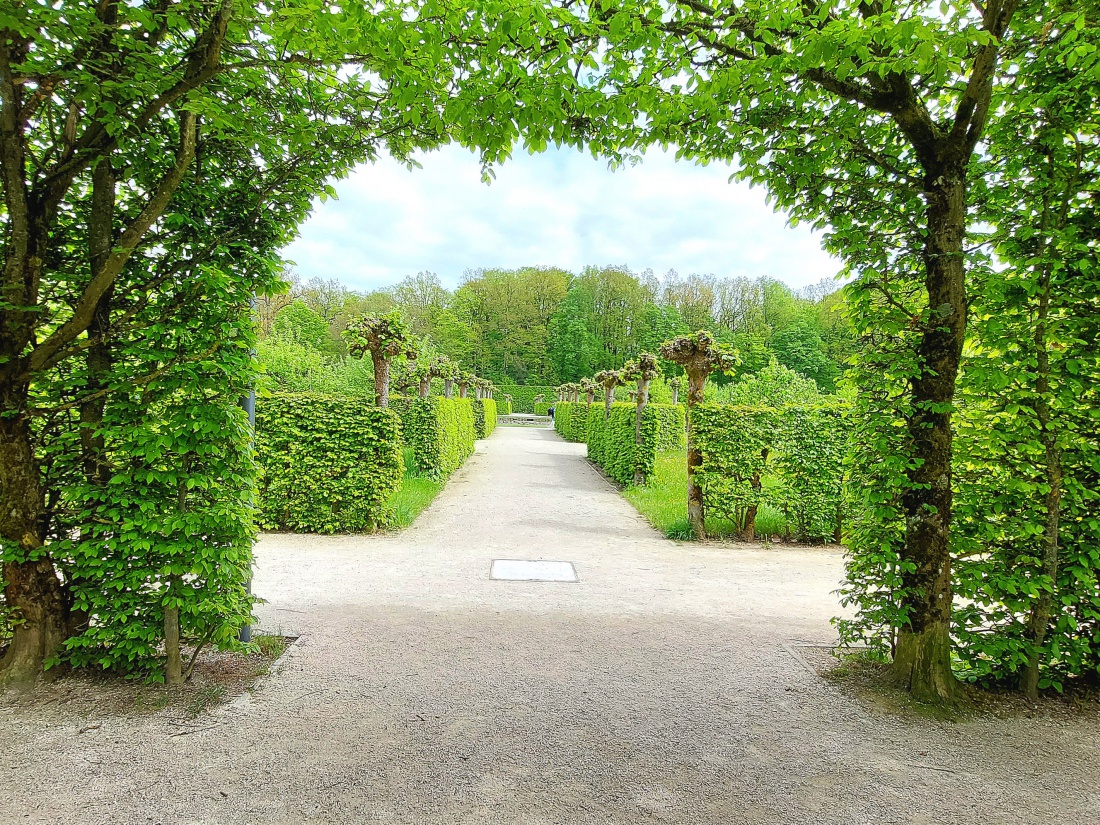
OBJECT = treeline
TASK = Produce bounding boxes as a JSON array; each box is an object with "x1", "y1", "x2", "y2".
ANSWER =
[{"x1": 258, "y1": 267, "x2": 855, "y2": 391}]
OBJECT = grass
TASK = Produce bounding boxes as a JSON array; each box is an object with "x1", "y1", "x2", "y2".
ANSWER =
[
  {"x1": 623, "y1": 450, "x2": 792, "y2": 541},
  {"x1": 386, "y1": 447, "x2": 444, "y2": 529}
]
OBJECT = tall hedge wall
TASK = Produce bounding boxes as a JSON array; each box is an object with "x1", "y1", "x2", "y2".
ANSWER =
[
  {"x1": 534, "y1": 402, "x2": 551, "y2": 416},
  {"x1": 693, "y1": 402, "x2": 847, "y2": 542},
  {"x1": 496, "y1": 385, "x2": 557, "y2": 414},
  {"x1": 474, "y1": 398, "x2": 498, "y2": 439},
  {"x1": 392, "y1": 395, "x2": 476, "y2": 479},
  {"x1": 587, "y1": 403, "x2": 686, "y2": 486},
  {"x1": 257, "y1": 394, "x2": 403, "y2": 533},
  {"x1": 497, "y1": 398, "x2": 512, "y2": 415}
]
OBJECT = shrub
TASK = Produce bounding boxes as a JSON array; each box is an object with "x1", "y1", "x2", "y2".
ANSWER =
[
  {"x1": 474, "y1": 397, "x2": 498, "y2": 439},
  {"x1": 496, "y1": 384, "x2": 557, "y2": 414},
  {"x1": 693, "y1": 402, "x2": 846, "y2": 542},
  {"x1": 534, "y1": 402, "x2": 551, "y2": 415},
  {"x1": 256, "y1": 394, "x2": 403, "y2": 532},
  {"x1": 553, "y1": 401, "x2": 587, "y2": 442},
  {"x1": 587, "y1": 403, "x2": 685, "y2": 486},
  {"x1": 497, "y1": 398, "x2": 513, "y2": 415},
  {"x1": 392, "y1": 395, "x2": 476, "y2": 479}
]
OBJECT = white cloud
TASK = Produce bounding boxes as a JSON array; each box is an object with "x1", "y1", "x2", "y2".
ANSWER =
[{"x1": 282, "y1": 145, "x2": 843, "y2": 292}]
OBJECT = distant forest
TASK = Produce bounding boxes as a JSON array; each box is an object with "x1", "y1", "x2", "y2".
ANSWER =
[{"x1": 259, "y1": 266, "x2": 856, "y2": 392}]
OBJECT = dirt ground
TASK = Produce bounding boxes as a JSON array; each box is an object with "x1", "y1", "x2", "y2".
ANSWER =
[{"x1": 1, "y1": 426, "x2": 1097, "y2": 824}]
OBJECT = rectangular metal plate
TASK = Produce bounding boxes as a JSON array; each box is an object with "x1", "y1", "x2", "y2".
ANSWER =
[{"x1": 490, "y1": 559, "x2": 578, "y2": 582}]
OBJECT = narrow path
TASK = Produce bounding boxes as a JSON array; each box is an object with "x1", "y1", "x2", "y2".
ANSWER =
[{"x1": 2, "y1": 427, "x2": 1098, "y2": 824}]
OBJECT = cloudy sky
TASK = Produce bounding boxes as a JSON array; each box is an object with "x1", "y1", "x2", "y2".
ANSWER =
[{"x1": 283, "y1": 145, "x2": 844, "y2": 293}]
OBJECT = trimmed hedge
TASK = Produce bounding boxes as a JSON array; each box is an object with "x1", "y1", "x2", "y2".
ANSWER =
[
  {"x1": 693, "y1": 402, "x2": 847, "y2": 542},
  {"x1": 587, "y1": 402, "x2": 686, "y2": 486},
  {"x1": 392, "y1": 395, "x2": 476, "y2": 479},
  {"x1": 496, "y1": 384, "x2": 556, "y2": 414},
  {"x1": 497, "y1": 398, "x2": 512, "y2": 415},
  {"x1": 474, "y1": 397, "x2": 498, "y2": 439},
  {"x1": 534, "y1": 402, "x2": 551, "y2": 416},
  {"x1": 552, "y1": 401, "x2": 589, "y2": 442},
  {"x1": 257, "y1": 394, "x2": 403, "y2": 533}
]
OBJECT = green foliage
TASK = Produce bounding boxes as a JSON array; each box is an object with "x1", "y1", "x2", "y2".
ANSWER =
[
  {"x1": 694, "y1": 403, "x2": 846, "y2": 543},
  {"x1": 586, "y1": 403, "x2": 685, "y2": 486},
  {"x1": 256, "y1": 395, "x2": 403, "y2": 533},
  {"x1": 624, "y1": 451, "x2": 744, "y2": 540},
  {"x1": 391, "y1": 396, "x2": 476, "y2": 480},
  {"x1": 474, "y1": 398, "x2": 498, "y2": 439},
  {"x1": 534, "y1": 402, "x2": 551, "y2": 416},
  {"x1": 552, "y1": 401, "x2": 589, "y2": 443},
  {"x1": 497, "y1": 398, "x2": 513, "y2": 415},
  {"x1": 720, "y1": 360, "x2": 821, "y2": 408},
  {"x1": 271, "y1": 301, "x2": 332, "y2": 351},
  {"x1": 496, "y1": 385, "x2": 557, "y2": 414}
]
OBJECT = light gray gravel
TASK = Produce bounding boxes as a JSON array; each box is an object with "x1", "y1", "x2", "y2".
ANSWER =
[{"x1": 2, "y1": 425, "x2": 1098, "y2": 824}]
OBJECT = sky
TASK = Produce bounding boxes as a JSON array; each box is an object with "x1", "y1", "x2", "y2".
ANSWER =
[{"x1": 282, "y1": 144, "x2": 844, "y2": 293}]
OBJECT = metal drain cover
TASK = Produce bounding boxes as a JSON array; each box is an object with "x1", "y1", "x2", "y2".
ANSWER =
[{"x1": 490, "y1": 560, "x2": 578, "y2": 582}]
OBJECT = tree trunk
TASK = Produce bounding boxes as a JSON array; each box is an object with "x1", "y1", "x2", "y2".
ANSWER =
[
  {"x1": 444, "y1": 378, "x2": 453, "y2": 399},
  {"x1": 603, "y1": 386, "x2": 614, "y2": 421},
  {"x1": 889, "y1": 163, "x2": 967, "y2": 704},
  {"x1": 685, "y1": 369, "x2": 706, "y2": 540},
  {"x1": 164, "y1": 604, "x2": 182, "y2": 687},
  {"x1": 419, "y1": 378, "x2": 430, "y2": 399},
  {"x1": 0, "y1": 388, "x2": 68, "y2": 689},
  {"x1": 459, "y1": 383, "x2": 468, "y2": 399},
  {"x1": 633, "y1": 377, "x2": 649, "y2": 486},
  {"x1": 371, "y1": 351, "x2": 390, "y2": 407},
  {"x1": 671, "y1": 385, "x2": 679, "y2": 405}
]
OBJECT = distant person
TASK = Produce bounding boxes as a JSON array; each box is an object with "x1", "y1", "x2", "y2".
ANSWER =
[{"x1": 548, "y1": 405, "x2": 555, "y2": 420}]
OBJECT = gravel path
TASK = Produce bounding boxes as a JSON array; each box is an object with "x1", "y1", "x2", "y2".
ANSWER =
[{"x1": 2, "y1": 425, "x2": 1098, "y2": 824}]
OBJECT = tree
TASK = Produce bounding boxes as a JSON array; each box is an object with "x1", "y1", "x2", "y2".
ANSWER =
[
  {"x1": 272, "y1": 302, "x2": 331, "y2": 352},
  {"x1": 659, "y1": 332, "x2": 738, "y2": 539},
  {"x1": 594, "y1": 370, "x2": 626, "y2": 421},
  {"x1": 344, "y1": 313, "x2": 414, "y2": 408},
  {"x1": 577, "y1": 0, "x2": 1026, "y2": 703},
  {"x1": 622, "y1": 354, "x2": 661, "y2": 485}
]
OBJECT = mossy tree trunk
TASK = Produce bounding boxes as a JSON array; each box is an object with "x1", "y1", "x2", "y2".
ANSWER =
[{"x1": 371, "y1": 351, "x2": 391, "y2": 408}]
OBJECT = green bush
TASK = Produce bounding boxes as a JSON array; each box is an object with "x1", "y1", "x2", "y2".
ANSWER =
[
  {"x1": 497, "y1": 385, "x2": 556, "y2": 414},
  {"x1": 553, "y1": 401, "x2": 585, "y2": 442},
  {"x1": 497, "y1": 398, "x2": 513, "y2": 415},
  {"x1": 587, "y1": 403, "x2": 685, "y2": 486},
  {"x1": 392, "y1": 395, "x2": 476, "y2": 479},
  {"x1": 256, "y1": 394, "x2": 403, "y2": 533},
  {"x1": 534, "y1": 402, "x2": 551, "y2": 415},
  {"x1": 693, "y1": 402, "x2": 846, "y2": 542},
  {"x1": 474, "y1": 398, "x2": 498, "y2": 438}
]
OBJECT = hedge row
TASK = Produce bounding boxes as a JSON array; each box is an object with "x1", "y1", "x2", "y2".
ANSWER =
[
  {"x1": 552, "y1": 401, "x2": 587, "y2": 442},
  {"x1": 693, "y1": 402, "x2": 847, "y2": 542},
  {"x1": 495, "y1": 384, "x2": 556, "y2": 414},
  {"x1": 497, "y1": 398, "x2": 512, "y2": 415},
  {"x1": 474, "y1": 398, "x2": 498, "y2": 439},
  {"x1": 534, "y1": 402, "x2": 551, "y2": 415},
  {"x1": 257, "y1": 394, "x2": 403, "y2": 533},
  {"x1": 392, "y1": 395, "x2": 477, "y2": 479},
  {"x1": 554, "y1": 400, "x2": 685, "y2": 485}
]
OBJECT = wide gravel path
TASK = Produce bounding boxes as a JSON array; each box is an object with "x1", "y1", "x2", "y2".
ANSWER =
[{"x1": 3, "y1": 425, "x2": 1098, "y2": 824}]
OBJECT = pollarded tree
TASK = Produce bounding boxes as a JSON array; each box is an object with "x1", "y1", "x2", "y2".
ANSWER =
[
  {"x1": 659, "y1": 332, "x2": 738, "y2": 539},
  {"x1": 431, "y1": 356, "x2": 459, "y2": 399},
  {"x1": 594, "y1": 370, "x2": 626, "y2": 421},
  {"x1": 622, "y1": 353, "x2": 661, "y2": 485},
  {"x1": 668, "y1": 376, "x2": 682, "y2": 406},
  {"x1": 457, "y1": 372, "x2": 473, "y2": 399},
  {"x1": 581, "y1": 378, "x2": 598, "y2": 407},
  {"x1": 344, "y1": 312, "x2": 414, "y2": 408}
]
